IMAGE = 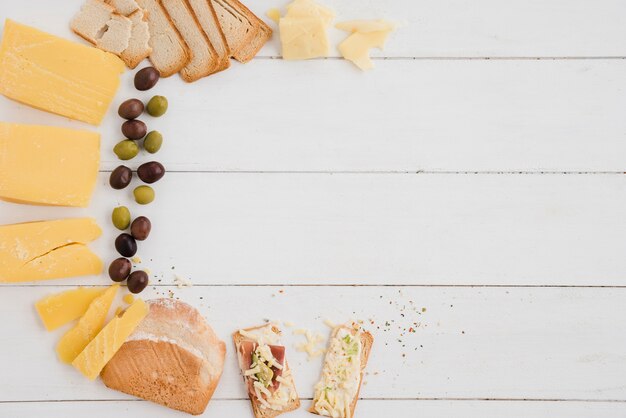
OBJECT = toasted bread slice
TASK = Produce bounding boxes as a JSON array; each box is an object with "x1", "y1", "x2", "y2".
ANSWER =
[
  {"x1": 222, "y1": 0, "x2": 272, "y2": 63},
  {"x1": 160, "y1": 0, "x2": 219, "y2": 81},
  {"x1": 188, "y1": 0, "x2": 231, "y2": 73},
  {"x1": 136, "y1": 0, "x2": 191, "y2": 76},
  {"x1": 70, "y1": 0, "x2": 116, "y2": 44},
  {"x1": 120, "y1": 9, "x2": 152, "y2": 68},
  {"x1": 105, "y1": 0, "x2": 140, "y2": 15},
  {"x1": 96, "y1": 12, "x2": 133, "y2": 54},
  {"x1": 101, "y1": 299, "x2": 226, "y2": 416},
  {"x1": 309, "y1": 325, "x2": 374, "y2": 418},
  {"x1": 233, "y1": 324, "x2": 301, "y2": 418},
  {"x1": 211, "y1": 0, "x2": 258, "y2": 58}
]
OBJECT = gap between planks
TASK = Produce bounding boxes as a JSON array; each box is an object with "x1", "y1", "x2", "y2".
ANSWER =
[
  {"x1": 2, "y1": 397, "x2": 626, "y2": 403},
  {"x1": 4, "y1": 284, "x2": 626, "y2": 288},
  {"x1": 97, "y1": 170, "x2": 626, "y2": 174},
  {"x1": 253, "y1": 56, "x2": 626, "y2": 61}
]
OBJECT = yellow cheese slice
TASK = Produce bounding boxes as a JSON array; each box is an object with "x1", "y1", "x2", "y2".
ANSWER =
[
  {"x1": 0, "y1": 20, "x2": 125, "y2": 125},
  {"x1": 72, "y1": 299, "x2": 149, "y2": 380},
  {"x1": 57, "y1": 285, "x2": 119, "y2": 364},
  {"x1": 280, "y1": 17, "x2": 330, "y2": 60},
  {"x1": 0, "y1": 123, "x2": 100, "y2": 207},
  {"x1": 285, "y1": 0, "x2": 334, "y2": 26},
  {"x1": 338, "y1": 30, "x2": 392, "y2": 71},
  {"x1": 0, "y1": 218, "x2": 103, "y2": 283},
  {"x1": 35, "y1": 287, "x2": 105, "y2": 331}
]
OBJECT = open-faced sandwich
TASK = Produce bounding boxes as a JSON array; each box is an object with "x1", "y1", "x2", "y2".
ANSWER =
[
  {"x1": 233, "y1": 323, "x2": 300, "y2": 417},
  {"x1": 310, "y1": 323, "x2": 373, "y2": 418}
]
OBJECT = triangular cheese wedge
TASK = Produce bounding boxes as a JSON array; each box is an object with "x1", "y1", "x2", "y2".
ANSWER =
[{"x1": 57, "y1": 285, "x2": 119, "y2": 364}]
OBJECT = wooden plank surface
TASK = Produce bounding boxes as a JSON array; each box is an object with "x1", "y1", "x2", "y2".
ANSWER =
[
  {"x1": 2, "y1": 286, "x2": 626, "y2": 402},
  {"x1": 2, "y1": 400, "x2": 625, "y2": 418},
  {"x1": 2, "y1": 173, "x2": 624, "y2": 286},
  {"x1": 3, "y1": 59, "x2": 626, "y2": 172},
  {"x1": 2, "y1": 0, "x2": 626, "y2": 416}
]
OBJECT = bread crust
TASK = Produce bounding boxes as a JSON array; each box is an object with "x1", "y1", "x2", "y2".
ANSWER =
[
  {"x1": 309, "y1": 326, "x2": 374, "y2": 418},
  {"x1": 233, "y1": 324, "x2": 301, "y2": 418},
  {"x1": 211, "y1": 0, "x2": 260, "y2": 57},
  {"x1": 101, "y1": 299, "x2": 226, "y2": 415}
]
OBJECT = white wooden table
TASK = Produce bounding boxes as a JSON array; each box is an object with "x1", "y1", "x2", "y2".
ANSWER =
[{"x1": 2, "y1": 1, "x2": 626, "y2": 417}]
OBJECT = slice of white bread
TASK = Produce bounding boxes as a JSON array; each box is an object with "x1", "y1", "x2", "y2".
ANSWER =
[
  {"x1": 187, "y1": 0, "x2": 231, "y2": 73},
  {"x1": 221, "y1": 0, "x2": 272, "y2": 63},
  {"x1": 105, "y1": 0, "x2": 140, "y2": 15},
  {"x1": 233, "y1": 324, "x2": 301, "y2": 418},
  {"x1": 136, "y1": 0, "x2": 191, "y2": 76},
  {"x1": 160, "y1": 0, "x2": 219, "y2": 81},
  {"x1": 120, "y1": 9, "x2": 152, "y2": 68},
  {"x1": 71, "y1": 0, "x2": 116, "y2": 44},
  {"x1": 309, "y1": 325, "x2": 374, "y2": 418},
  {"x1": 101, "y1": 299, "x2": 226, "y2": 416},
  {"x1": 235, "y1": 21, "x2": 272, "y2": 63},
  {"x1": 211, "y1": 0, "x2": 258, "y2": 58},
  {"x1": 96, "y1": 13, "x2": 133, "y2": 54}
]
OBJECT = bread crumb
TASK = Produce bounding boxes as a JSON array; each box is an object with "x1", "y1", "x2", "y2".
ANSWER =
[
  {"x1": 266, "y1": 8, "x2": 280, "y2": 23},
  {"x1": 173, "y1": 274, "x2": 193, "y2": 288},
  {"x1": 323, "y1": 319, "x2": 336, "y2": 328},
  {"x1": 131, "y1": 256, "x2": 142, "y2": 263},
  {"x1": 283, "y1": 321, "x2": 295, "y2": 327}
]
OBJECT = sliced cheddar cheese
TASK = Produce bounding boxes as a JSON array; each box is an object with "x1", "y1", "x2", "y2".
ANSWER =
[
  {"x1": 36, "y1": 287, "x2": 106, "y2": 331},
  {"x1": 57, "y1": 285, "x2": 119, "y2": 364},
  {"x1": 0, "y1": 122, "x2": 100, "y2": 207},
  {"x1": 0, "y1": 218, "x2": 103, "y2": 283},
  {"x1": 73, "y1": 299, "x2": 149, "y2": 380},
  {"x1": 0, "y1": 19, "x2": 125, "y2": 125}
]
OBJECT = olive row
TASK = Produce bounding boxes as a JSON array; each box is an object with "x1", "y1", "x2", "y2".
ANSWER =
[
  {"x1": 108, "y1": 210, "x2": 151, "y2": 294},
  {"x1": 107, "y1": 66, "x2": 165, "y2": 294}
]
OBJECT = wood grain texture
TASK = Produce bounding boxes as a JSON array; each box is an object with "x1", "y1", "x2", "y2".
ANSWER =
[
  {"x1": 2, "y1": 286, "x2": 626, "y2": 402},
  {"x1": 2, "y1": 400, "x2": 625, "y2": 418},
  {"x1": 1, "y1": 173, "x2": 625, "y2": 286},
  {"x1": 3, "y1": 60, "x2": 626, "y2": 172},
  {"x1": 3, "y1": 0, "x2": 626, "y2": 58}
]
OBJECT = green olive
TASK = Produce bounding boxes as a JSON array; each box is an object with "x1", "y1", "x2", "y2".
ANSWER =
[
  {"x1": 112, "y1": 206, "x2": 131, "y2": 230},
  {"x1": 146, "y1": 95, "x2": 168, "y2": 117},
  {"x1": 133, "y1": 185, "x2": 155, "y2": 205},
  {"x1": 113, "y1": 140, "x2": 139, "y2": 160},
  {"x1": 143, "y1": 131, "x2": 163, "y2": 153}
]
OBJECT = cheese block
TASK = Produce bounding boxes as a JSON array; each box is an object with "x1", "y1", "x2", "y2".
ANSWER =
[
  {"x1": 0, "y1": 122, "x2": 100, "y2": 207},
  {"x1": 73, "y1": 299, "x2": 149, "y2": 380},
  {"x1": 0, "y1": 218, "x2": 103, "y2": 283},
  {"x1": 279, "y1": 0, "x2": 334, "y2": 60},
  {"x1": 57, "y1": 285, "x2": 119, "y2": 364},
  {"x1": 0, "y1": 20, "x2": 125, "y2": 125},
  {"x1": 36, "y1": 287, "x2": 106, "y2": 331}
]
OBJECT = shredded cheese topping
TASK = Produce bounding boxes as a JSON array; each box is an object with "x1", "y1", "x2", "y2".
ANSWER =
[
  {"x1": 241, "y1": 325, "x2": 297, "y2": 411},
  {"x1": 312, "y1": 326, "x2": 362, "y2": 418}
]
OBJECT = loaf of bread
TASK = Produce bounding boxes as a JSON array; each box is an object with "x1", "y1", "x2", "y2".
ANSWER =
[{"x1": 101, "y1": 299, "x2": 226, "y2": 415}]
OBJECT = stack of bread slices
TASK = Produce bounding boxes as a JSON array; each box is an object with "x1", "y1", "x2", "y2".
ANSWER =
[{"x1": 71, "y1": 0, "x2": 271, "y2": 82}]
